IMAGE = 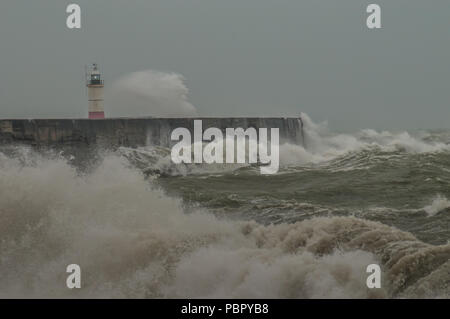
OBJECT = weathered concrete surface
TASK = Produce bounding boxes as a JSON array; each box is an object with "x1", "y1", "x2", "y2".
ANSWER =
[{"x1": 0, "y1": 118, "x2": 304, "y2": 148}]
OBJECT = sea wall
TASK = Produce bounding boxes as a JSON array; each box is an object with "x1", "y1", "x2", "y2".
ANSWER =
[{"x1": 0, "y1": 118, "x2": 304, "y2": 148}]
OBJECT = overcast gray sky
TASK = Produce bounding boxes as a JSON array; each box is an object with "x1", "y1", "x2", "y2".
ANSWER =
[{"x1": 0, "y1": 1, "x2": 449, "y2": 130}]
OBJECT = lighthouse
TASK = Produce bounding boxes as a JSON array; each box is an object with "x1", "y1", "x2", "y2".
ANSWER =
[{"x1": 86, "y1": 63, "x2": 105, "y2": 119}]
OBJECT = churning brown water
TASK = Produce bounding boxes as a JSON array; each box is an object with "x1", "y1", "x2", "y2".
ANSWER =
[{"x1": 0, "y1": 114, "x2": 449, "y2": 298}]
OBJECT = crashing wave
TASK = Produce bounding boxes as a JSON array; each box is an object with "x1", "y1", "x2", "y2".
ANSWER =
[{"x1": 0, "y1": 150, "x2": 448, "y2": 298}]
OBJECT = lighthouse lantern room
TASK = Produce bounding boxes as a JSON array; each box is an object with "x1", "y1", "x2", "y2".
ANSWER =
[{"x1": 86, "y1": 63, "x2": 105, "y2": 119}]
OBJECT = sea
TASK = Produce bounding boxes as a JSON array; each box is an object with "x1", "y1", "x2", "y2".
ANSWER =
[{"x1": 0, "y1": 114, "x2": 448, "y2": 298}]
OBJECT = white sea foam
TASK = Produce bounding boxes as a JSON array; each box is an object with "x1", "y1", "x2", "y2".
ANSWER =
[
  {"x1": 122, "y1": 112, "x2": 450, "y2": 177},
  {"x1": 0, "y1": 150, "x2": 448, "y2": 298},
  {"x1": 270, "y1": 113, "x2": 450, "y2": 169},
  {"x1": 424, "y1": 195, "x2": 450, "y2": 217},
  {"x1": 107, "y1": 70, "x2": 197, "y2": 117},
  {"x1": 299, "y1": 113, "x2": 450, "y2": 159}
]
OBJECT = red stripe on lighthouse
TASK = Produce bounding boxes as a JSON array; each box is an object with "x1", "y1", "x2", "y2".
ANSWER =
[{"x1": 89, "y1": 112, "x2": 105, "y2": 119}]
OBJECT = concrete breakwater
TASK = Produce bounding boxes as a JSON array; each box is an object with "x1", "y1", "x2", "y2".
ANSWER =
[{"x1": 0, "y1": 118, "x2": 304, "y2": 148}]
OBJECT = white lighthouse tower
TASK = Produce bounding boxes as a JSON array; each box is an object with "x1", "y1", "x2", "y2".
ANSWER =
[{"x1": 86, "y1": 63, "x2": 105, "y2": 119}]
